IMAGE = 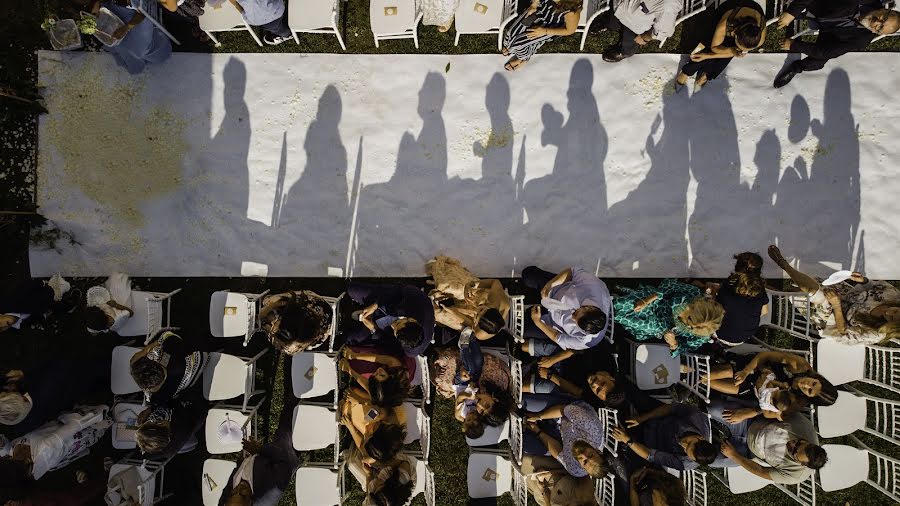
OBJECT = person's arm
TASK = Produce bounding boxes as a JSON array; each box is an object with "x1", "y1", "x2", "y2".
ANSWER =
[
  {"x1": 782, "y1": 0, "x2": 813, "y2": 21},
  {"x1": 824, "y1": 289, "x2": 849, "y2": 335},
  {"x1": 340, "y1": 360, "x2": 372, "y2": 392},
  {"x1": 541, "y1": 268, "x2": 573, "y2": 298},
  {"x1": 540, "y1": 368, "x2": 584, "y2": 398},
  {"x1": 537, "y1": 349, "x2": 574, "y2": 369},
  {"x1": 344, "y1": 349, "x2": 403, "y2": 368},
  {"x1": 535, "y1": 428, "x2": 564, "y2": 458},
  {"x1": 530, "y1": 305, "x2": 561, "y2": 341},
  {"x1": 627, "y1": 403, "x2": 673, "y2": 426},
  {"x1": 632, "y1": 293, "x2": 659, "y2": 312},
  {"x1": 529, "y1": 404, "x2": 566, "y2": 421},
  {"x1": 720, "y1": 441, "x2": 772, "y2": 480},
  {"x1": 159, "y1": 0, "x2": 178, "y2": 11},
  {"x1": 734, "y1": 351, "x2": 810, "y2": 383},
  {"x1": 345, "y1": 385, "x2": 371, "y2": 404},
  {"x1": 788, "y1": 32, "x2": 870, "y2": 59}
]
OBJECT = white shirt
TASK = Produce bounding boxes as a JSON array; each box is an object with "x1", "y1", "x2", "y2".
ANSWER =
[
  {"x1": 4, "y1": 313, "x2": 29, "y2": 329},
  {"x1": 232, "y1": 454, "x2": 257, "y2": 492},
  {"x1": 613, "y1": 0, "x2": 681, "y2": 39},
  {"x1": 540, "y1": 267, "x2": 612, "y2": 350}
]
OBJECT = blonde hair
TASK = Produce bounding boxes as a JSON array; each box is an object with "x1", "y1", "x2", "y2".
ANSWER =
[
  {"x1": 681, "y1": 298, "x2": 725, "y2": 337},
  {"x1": 0, "y1": 392, "x2": 32, "y2": 425}
]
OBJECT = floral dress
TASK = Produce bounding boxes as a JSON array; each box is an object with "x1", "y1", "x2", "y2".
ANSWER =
[
  {"x1": 503, "y1": 0, "x2": 577, "y2": 63},
  {"x1": 431, "y1": 348, "x2": 510, "y2": 399},
  {"x1": 613, "y1": 279, "x2": 709, "y2": 356},
  {"x1": 557, "y1": 401, "x2": 606, "y2": 478},
  {"x1": 422, "y1": 0, "x2": 460, "y2": 27},
  {"x1": 816, "y1": 280, "x2": 900, "y2": 345}
]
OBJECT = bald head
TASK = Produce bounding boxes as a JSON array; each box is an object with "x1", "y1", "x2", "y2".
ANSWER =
[{"x1": 860, "y1": 9, "x2": 900, "y2": 35}]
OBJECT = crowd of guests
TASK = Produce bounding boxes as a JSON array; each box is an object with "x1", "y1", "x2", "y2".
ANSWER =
[
  {"x1": 43, "y1": 0, "x2": 900, "y2": 83},
  {"x1": 0, "y1": 243, "x2": 896, "y2": 505}
]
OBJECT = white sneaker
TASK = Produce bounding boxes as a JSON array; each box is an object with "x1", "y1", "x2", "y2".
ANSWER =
[{"x1": 264, "y1": 34, "x2": 291, "y2": 45}]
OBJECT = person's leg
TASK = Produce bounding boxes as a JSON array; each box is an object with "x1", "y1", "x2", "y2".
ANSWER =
[
  {"x1": 709, "y1": 379, "x2": 741, "y2": 395},
  {"x1": 707, "y1": 398, "x2": 752, "y2": 456},
  {"x1": 346, "y1": 280, "x2": 378, "y2": 305},
  {"x1": 619, "y1": 25, "x2": 639, "y2": 57},
  {"x1": 767, "y1": 245, "x2": 821, "y2": 294},
  {"x1": 521, "y1": 266, "x2": 556, "y2": 292},
  {"x1": 260, "y1": 12, "x2": 291, "y2": 38},
  {"x1": 528, "y1": 376, "x2": 560, "y2": 395},
  {"x1": 524, "y1": 337, "x2": 561, "y2": 358},
  {"x1": 460, "y1": 339, "x2": 484, "y2": 384}
]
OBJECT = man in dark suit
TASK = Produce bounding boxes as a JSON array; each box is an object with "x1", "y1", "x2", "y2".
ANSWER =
[
  {"x1": 774, "y1": 0, "x2": 900, "y2": 87},
  {"x1": 0, "y1": 278, "x2": 73, "y2": 332}
]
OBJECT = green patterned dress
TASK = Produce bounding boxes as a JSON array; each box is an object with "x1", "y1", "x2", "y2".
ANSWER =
[{"x1": 613, "y1": 279, "x2": 710, "y2": 356}]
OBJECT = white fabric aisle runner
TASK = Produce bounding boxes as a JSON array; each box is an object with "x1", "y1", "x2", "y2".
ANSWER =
[{"x1": 32, "y1": 51, "x2": 898, "y2": 278}]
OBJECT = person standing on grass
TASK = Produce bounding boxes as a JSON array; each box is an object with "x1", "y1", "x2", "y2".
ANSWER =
[
  {"x1": 773, "y1": 0, "x2": 900, "y2": 87},
  {"x1": 602, "y1": 0, "x2": 681, "y2": 62},
  {"x1": 227, "y1": 0, "x2": 291, "y2": 45}
]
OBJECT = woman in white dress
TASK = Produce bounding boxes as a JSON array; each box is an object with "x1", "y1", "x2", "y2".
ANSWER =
[
  {"x1": 84, "y1": 273, "x2": 134, "y2": 334},
  {"x1": 0, "y1": 405, "x2": 111, "y2": 486},
  {"x1": 423, "y1": 0, "x2": 460, "y2": 31}
]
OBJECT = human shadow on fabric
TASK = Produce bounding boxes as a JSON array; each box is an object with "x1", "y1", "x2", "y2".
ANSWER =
[
  {"x1": 687, "y1": 76, "x2": 777, "y2": 274},
  {"x1": 277, "y1": 85, "x2": 352, "y2": 275},
  {"x1": 600, "y1": 77, "x2": 692, "y2": 276},
  {"x1": 772, "y1": 70, "x2": 862, "y2": 276},
  {"x1": 353, "y1": 72, "x2": 450, "y2": 276},
  {"x1": 523, "y1": 59, "x2": 607, "y2": 270}
]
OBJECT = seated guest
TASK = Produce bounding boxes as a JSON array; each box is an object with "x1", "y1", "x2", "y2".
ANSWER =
[
  {"x1": 345, "y1": 280, "x2": 434, "y2": 357},
  {"x1": 130, "y1": 330, "x2": 208, "y2": 404},
  {"x1": 339, "y1": 345, "x2": 414, "y2": 408},
  {"x1": 0, "y1": 405, "x2": 111, "y2": 492},
  {"x1": 628, "y1": 466, "x2": 688, "y2": 506},
  {"x1": 0, "y1": 351, "x2": 110, "y2": 438},
  {"x1": 455, "y1": 380, "x2": 514, "y2": 429},
  {"x1": 0, "y1": 275, "x2": 72, "y2": 333},
  {"x1": 84, "y1": 272, "x2": 134, "y2": 334},
  {"x1": 710, "y1": 400, "x2": 827, "y2": 484},
  {"x1": 135, "y1": 400, "x2": 206, "y2": 460},
  {"x1": 227, "y1": 0, "x2": 291, "y2": 45},
  {"x1": 218, "y1": 365, "x2": 301, "y2": 506},
  {"x1": 431, "y1": 346, "x2": 511, "y2": 400},
  {"x1": 614, "y1": 279, "x2": 724, "y2": 356},
  {"x1": 774, "y1": 0, "x2": 900, "y2": 87},
  {"x1": 521, "y1": 265, "x2": 612, "y2": 355},
  {"x1": 79, "y1": 1, "x2": 172, "y2": 74},
  {"x1": 522, "y1": 454, "x2": 596, "y2": 506},
  {"x1": 727, "y1": 351, "x2": 837, "y2": 406},
  {"x1": 675, "y1": 0, "x2": 766, "y2": 91},
  {"x1": 345, "y1": 445, "x2": 416, "y2": 506},
  {"x1": 501, "y1": 0, "x2": 582, "y2": 71},
  {"x1": 712, "y1": 252, "x2": 769, "y2": 346},
  {"x1": 158, "y1": 0, "x2": 204, "y2": 20},
  {"x1": 426, "y1": 256, "x2": 509, "y2": 342},
  {"x1": 767, "y1": 245, "x2": 900, "y2": 345},
  {"x1": 523, "y1": 400, "x2": 607, "y2": 479},
  {"x1": 340, "y1": 386, "x2": 407, "y2": 464},
  {"x1": 523, "y1": 342, "x2": 617, "y2": 405},
  {"x1": 258, "y1": 290, "x2": 333, "y2": 355},
  {"x1": 610, "y1": 402, "x2": 719, "y2": 471},
  {"x1": 602, "y1": 0, "x2": 681, "y2": 62}
]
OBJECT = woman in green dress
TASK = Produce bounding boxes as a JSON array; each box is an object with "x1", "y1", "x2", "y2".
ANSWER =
[{"x1": 613, "y1": 279, "x2": 725, "y2": 356}]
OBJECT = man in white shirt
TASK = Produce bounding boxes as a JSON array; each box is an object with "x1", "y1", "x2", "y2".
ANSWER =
[{"x1": 602, "y1": 0, "x2": 682, "y2": 62}]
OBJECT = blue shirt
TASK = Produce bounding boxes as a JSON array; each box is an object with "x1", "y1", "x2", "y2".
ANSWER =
[
  {"x1": 541, "y1": 267, "x2": 612, "y2": 350},
  {"x1": 237, "y1": 0, "x2": 284, "y2": 26}
]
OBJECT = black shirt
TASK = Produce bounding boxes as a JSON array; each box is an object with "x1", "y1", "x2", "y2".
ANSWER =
[{"x1": 715, "y1": 282, "x2": 768, "y2": 345}]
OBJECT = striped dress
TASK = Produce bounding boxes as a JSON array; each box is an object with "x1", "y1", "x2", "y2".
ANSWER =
[{"x1": 503, "y1": 0, "x2": 578, "y2": 62}]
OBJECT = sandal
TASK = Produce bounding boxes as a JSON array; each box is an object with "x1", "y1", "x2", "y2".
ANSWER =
[
  {"x1": 675, "y1": 72, "x2": 689, "y2": 91},
  {"x1": 693, "y1": 73, "x2": 708, "y2": 93},
  {"x1": 501, "y1": 47, "x2": 510, "y2": 56},
  {"x1": 504, "y1": 57, "x2": 525, "y2": 72}
]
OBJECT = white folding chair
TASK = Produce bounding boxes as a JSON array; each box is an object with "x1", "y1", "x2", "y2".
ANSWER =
[
  {"x1": 202, "y1": 349, "x2": 268, "y2": 411},
  {"x1": 594, "y1": 473, "x2": 616, "y2": 506},
  {"x1": 409, "y1": 455, "x2": 436, "y2": 506},
  {"x1": 682, "y1": 469, "x2": 708, "y2": 506},
  {"x1": 454, "y1": 0, "x2": 517, "y2": 50},
  {"x1": 466, "y1": 448, "x2": 527, "y2": 505},
  {"x1": 291, "y1": 352, "x2": 339, "y2": 406},
  {"x1": 818, "y1": 386, "x2": 900, "y2": 446},
  {"x1": 466, "y1": 417, "x2": 510, "y2": 447},
  {"x1": 116, "y1": 289, "x2": 181, "y2": 341},
  {"x1": 295, "y1": 462, "x2": 345, "y2": 506},
  {"x1": 402, "y1": 400, "x2": 432, "y2": 460},
  {"x1": 765, "y1": 0, "x2": 789, "y2": 25},
  {"x1": 209, "y1": 289, "x2": 269, "y2": 346},
  {"x1": 505, "y1": 294, "x2": 525, "y2": 344},
  {"x1": 509, "y1": 412, "x2": 523, "y2": 465},
  {"x1": 198, "y1": 1, "x2": 263, "y2": 47},
  {"x1": 712, "y1": 464, "x2": 816, "y2": 506},
  {"x1": 204, "y1": 397, "x2": 264, "y2": 454},
  {"x1": 816, "y1": 337, "x2": 900, "y2": 395},
  {"x1": 201, "y1": 459, "x2": 237, "y2": 506},
  {"x1": 657, "y1": 0, "x2": 707, "y2": 46},
  {"x1": 598, "y1": 407, "x2": 619, "y2": 456},
  {"x1": 107, "y1": 458, "x2": 173, "y2": 506},
  {"x1": 576, "y1": 0, "x2": 611, "y2": 50},
  {"x1": 626, "y1": 338, "x2": 711, "y2": 402},
  {"x1": 761, "y1": 289, "x2": 817, "y2": 342},
  {"x1": 319, "y1": 293, "x2": 344, "y2": 352},
  {"x1": 819, "y1": 437, "x2": 900, "y2": 502},
  {"x1": 410, "y1": 354, "x2": 432, "y2": 405},
  {"x1": 370, "y1": 0, "x2": 423, "y2": 48},
  {"x1": 288, "y1": 0, "x2": 346, "y2": 49},
  {"x1": 112, "y1": 401, "x2": 145, "y2": 450},
  {"x1": 132, "y1": 0, "x2": 180, "y2": 44},
  {"x1": 111, "y1": 344, "x2": 142, "y2": 395},
  {"x1": 292, "y1": 402, "x2": 341, "y2": 463}
]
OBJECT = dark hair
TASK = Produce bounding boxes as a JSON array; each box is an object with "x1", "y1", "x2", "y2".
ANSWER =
[
  {"x1": 636, "y1": 468, "x2": 687, "y2": 505},
  {"x1": 136, "y1": 422, "x2": 172, "y2": 454},
  {"x1": 477, "y1": 308, "x2": 505, "y2": 335},
  {"x1": 394, "y1": 320, "x2": 423, "y2": 350},
  {"x1": 130, "y1": 356, "x2": 166, "y2": 390},
  {"x1": 603, "y1": 376, "x2": 626, "y2": 410},
  {"x1": 462, "y1": 411, "x2": 485, "y2": 439},
  {"x1": 576, "y1": 306, "x2": 607, "y2": 334},
  {"x1": 792, "y1": 373, "x2": 837, "y2": 407},
  {"x1": 368, "y1": 367, "x2": 411, "y2": 408},
  {"x1": 571, "y1": 440, "x2": 607, "y2": 479},
  {"x1": 0, "y1": 458, "x2": 32, "y2": 501},
  {"x1": 692, "y1": 440, "x2": 718, "y2": 465},
  {"x1": 366, "y1": 465, "x2": 415, "y2": 506},
  {"x1": 729, "y1": 252, "x2": 765, "y2": 297},
  {"x1": 734, "y1": 18, "x2": 762, "y2": 48},
  {"x1": 364, "y1": 424, "x2": 406, "y2": 462},
  {"x1": 803, "y1": 444, "x2": 828, "y2": 470},
  {"x1": 269, "y1": 293, "x2": 331, "y2": 354},
  {"x1": 482, "y1": 382, "x2": 514, "y2": 427},
  {"x1": 84, "y1": 306, "x2": 112, "y2": 330}
]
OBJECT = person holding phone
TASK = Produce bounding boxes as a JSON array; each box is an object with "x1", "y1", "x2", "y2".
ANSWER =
[
  {"x1": 501, "y1": 0, "x2": 584, "y2": 71},
  {"x1": 603, "y1": 0, "x2": 682, "y2": 62},
  {"x1": 339, "y1": 385, "x2": 407, "y2": 464}
]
